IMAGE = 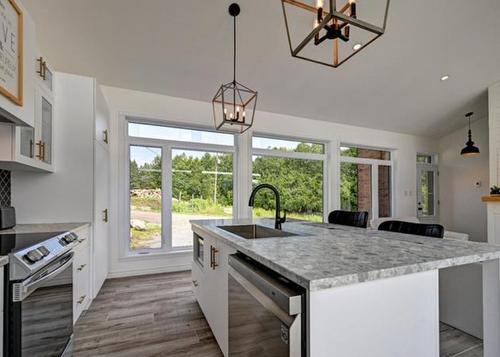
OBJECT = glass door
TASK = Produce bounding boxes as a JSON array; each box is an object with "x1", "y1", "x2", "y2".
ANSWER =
[
  {"x1": 416, "y1": 165, "x2": 438, "y2": 223},
  {"x1": 40, "y1": 96, "x2": 53, "y2": 164},
  {"x1": 128, "y1": 143, "x2": 234, "y2": 254},
  {"x1": 171, "y1": 149, "x2": 234, "y2": 248}
]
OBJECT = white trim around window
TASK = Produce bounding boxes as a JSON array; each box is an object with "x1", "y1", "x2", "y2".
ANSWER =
[
  {"x1": 122, "y1": 116, "x2": 237, "y2": 258},
  {"x1": 339, "y1": 143, "x2": 395, "y2": 220},
  {"x1": 251, "y1": 132, "x2": 329, "y2": 222}
]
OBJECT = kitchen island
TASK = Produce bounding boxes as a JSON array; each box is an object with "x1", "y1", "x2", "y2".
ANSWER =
[{"x1": 191, "y1": 218, "x2": 500, "y2": 357}]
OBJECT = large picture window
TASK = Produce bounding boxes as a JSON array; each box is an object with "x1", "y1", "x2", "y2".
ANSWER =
[
  {"x1": 340, "y1": 146, "x2": 393, "y2": 219},
  {"x1": 127, "y1": 121, "x2": 235, "y2": 254},
  {"x1": 251, "y1": 135, "x2": 326, "y2": 222}
]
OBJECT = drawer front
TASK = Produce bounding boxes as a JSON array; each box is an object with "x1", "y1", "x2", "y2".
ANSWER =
[
  {"x1": 192, "y1": 262, "x2": 206, "y2": 314},
  {"x1": 73, "y1": 226, "x2": 90, "y2": 250},
  {"x1": 73, "y1": 243, "x2": 91, "y2": 323}
]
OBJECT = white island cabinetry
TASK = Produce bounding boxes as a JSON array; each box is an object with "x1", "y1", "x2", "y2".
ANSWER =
[
  {"x1": 192, "y1": 228, "x2": 235, "y2": 357},
  {"x1": 191, "y1": 219, "x2": 500, "y2": 357}
]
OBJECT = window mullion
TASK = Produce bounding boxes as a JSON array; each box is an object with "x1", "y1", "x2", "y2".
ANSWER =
[
  {"x1": 163, "y1": 145, "x2": 173, "y2": 251},
  {"x1": 372, "y1": 164, "x2": 379, "y2": 220}
]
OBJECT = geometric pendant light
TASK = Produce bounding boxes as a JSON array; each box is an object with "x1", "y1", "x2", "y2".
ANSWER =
[
  {"x1": 460, "y1": 112, "x2": 480, "y2": 157},
  {"x1": 212, "y1": 3, "x2": 258, "y2": 134},
  {"x1": 281, "y1": 0, "x2": 391, "y2": 68}
]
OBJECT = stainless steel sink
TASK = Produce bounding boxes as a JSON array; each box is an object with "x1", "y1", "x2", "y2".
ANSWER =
[{"x1": 217, "y1": 224, "x2": 298, "y2": 239}]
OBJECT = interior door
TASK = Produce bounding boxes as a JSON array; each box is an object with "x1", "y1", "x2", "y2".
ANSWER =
[
  {"x1": 93, "y1": 141, "x2": 110, "y2": 297},
  {"x1": 416, "y1": 165, "x2": 439, "y2": 223}
]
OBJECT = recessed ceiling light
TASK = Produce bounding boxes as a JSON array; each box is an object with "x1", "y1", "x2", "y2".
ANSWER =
[
  {"x1": 353, "y1": 43, "x2": 363, "y2": 51},
  {"x1": 440, "y1": 75, "x2": 450, "y2": 81}
]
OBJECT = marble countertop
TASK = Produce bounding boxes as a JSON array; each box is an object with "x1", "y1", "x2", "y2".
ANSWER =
[
  {"x1": 191, "y1": 218, "x2": 500, "y2": 291},
  {"x1": 0, "y1": 222, "x2": 90, "y2": 235}
]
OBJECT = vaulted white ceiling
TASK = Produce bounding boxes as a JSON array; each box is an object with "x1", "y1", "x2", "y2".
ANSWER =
[{"x1": 23, "y1": 0, "x2": 500, "y2": 136}]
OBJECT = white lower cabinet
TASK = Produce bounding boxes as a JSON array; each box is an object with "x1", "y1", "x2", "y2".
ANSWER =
[
  {"x1": 73, "y1": 227, "x2": 92, "y2": 323},
  {"x1": 192, "y1": 230, "x2": 236, "y2": 357}
]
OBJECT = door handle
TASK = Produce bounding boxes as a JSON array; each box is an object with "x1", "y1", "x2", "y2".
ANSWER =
[
  {"x1": 103, "y1": 209, "x2": 109, "y2": 223},
  {"x1": 35, "y1": 141, "x2": 43, "y2": 160},
  {"x1": 103, "y1": 130, "x2": 109, "y2": 144},
  {"x1": 29, "y1": 139, "x2": 34, "y2": 158},
  {"x1": 77, "y1": 295, "x2": 86, "y2": 304},
  {"x1": 37, "y1": 57, "x2": 47, "y2": 80},
  {"x1": 42, "y1": 141, "x2": 46, "y2": 162},
  {"x1": 211, "y1": 246, "x2": 219, "y2": 270}
]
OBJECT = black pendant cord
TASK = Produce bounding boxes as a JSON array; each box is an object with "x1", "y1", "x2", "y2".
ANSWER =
[
  {"x1": 233, "y1": 14, "x2": 236, "y2": 84},
  {"x1": 233, "y1": 13, "x2": 236, "y2": 117}
]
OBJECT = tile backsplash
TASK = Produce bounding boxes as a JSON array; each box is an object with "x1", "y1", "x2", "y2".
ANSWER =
[{"x1": 0, "y1": 169, "x2": 11, "y2": 207}]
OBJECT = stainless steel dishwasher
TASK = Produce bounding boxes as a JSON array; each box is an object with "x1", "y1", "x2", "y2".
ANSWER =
[{"x1": 228, "y1": 253, "x2": 305, "y2": 357}]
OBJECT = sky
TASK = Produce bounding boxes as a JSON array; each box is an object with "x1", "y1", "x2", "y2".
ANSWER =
[{"x1": 128, "y1": 122, "x2": 317, "y2": 166}]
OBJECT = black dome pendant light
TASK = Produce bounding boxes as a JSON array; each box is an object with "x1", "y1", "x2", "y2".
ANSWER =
[
  {"x1": 212, "y1": 3, "x2": 258, "y2": 134},
  {"x1": 460, "y1": 112, "x2": 480, "y2": 157}
]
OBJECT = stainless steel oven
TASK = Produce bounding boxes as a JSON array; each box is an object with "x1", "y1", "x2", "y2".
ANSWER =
[
  {"x1": 6, "y1": 251, "x2": 74, "y2": 357},
  {"x1": 228, "y1": 253, "x2": 305, "y2": 357}
]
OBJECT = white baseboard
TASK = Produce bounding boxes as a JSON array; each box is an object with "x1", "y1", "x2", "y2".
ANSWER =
[{"x1": 107, "y1": 264, "x2": 191, "y2": 279}]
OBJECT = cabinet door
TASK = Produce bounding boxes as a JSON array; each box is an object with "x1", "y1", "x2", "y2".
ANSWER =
[
  {"x1": 34, "y1": 86, "x2": 54, "y2": 166},
  {"x1": 40, "y1": 95, "x2": 53, "y2": 164},
  {"x1": 93, "y1": 142, "x2": 110, "y2": 297},
  {"x1": 73, "y1": 242, "x2": 91, "y2": 324},
  {"x1": 212, "y1": 241, "x2": 235, "y2": 356},
  {"x1": 95, "y1": 84, "x2": 110, "y2": 148},
  {"x1": 35, "y1": 56, "x2": 54, "y2": 95},
  {"x1": 204, "y1": 238, "x2": 232, "y2": 356},
  {"x1": 19, "y1": 127, "x2": 34, "y2": 159}
]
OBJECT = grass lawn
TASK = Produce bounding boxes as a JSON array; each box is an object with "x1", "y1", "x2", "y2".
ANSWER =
[{"x1": 130, "y1": 197, "x2": 322, "y2": 249}]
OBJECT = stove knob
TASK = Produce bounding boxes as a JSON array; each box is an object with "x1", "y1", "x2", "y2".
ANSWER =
[
  {"x1": 64, "y1": 233, "x2": 77, "y2": 243},
  {"x1": 24, "y1": 249, "x2": 44, "y2": 264},
  {"x1": 38, "y1": 246, "x2": 50, "y2": 256}
]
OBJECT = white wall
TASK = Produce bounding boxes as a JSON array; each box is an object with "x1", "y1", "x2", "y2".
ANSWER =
[
  {"x1": 438, "y1": 116, "x2": 489, "y2": 339},
  {"x1": 439, "y1": 116, "x2": 489, "y2": 242},
  {"x1": 12, "y1": 73, "x2": 95, "y2": 224},
  {"x1": 101, "y1": 85, "x2": 436, "y2": 277}
]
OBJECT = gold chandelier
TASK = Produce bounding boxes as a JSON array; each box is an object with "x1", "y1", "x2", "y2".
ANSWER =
[{"x1": 281, "y1": 0, "x2": 390, "y2": 68}]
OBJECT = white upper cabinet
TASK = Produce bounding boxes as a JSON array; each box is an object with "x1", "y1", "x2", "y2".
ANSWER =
[
  {"x1": 0, "y1": 82, "x2": 55, "y2": 172},
  {"x1": 0, "y1": 3, "x2": 55, "y2": 172},
  {"x1": 95, "y1": 84, "x2": 110, "y2": 148},
  {"x1": 35, "y1": 56, "x2": 54, "y2": 96},
  {"x1": 0, "y1": 2, "x2": 37, "y2": 127}
]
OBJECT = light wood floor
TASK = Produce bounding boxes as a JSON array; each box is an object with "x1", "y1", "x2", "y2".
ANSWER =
[{"x1": 74, "y1": 271, "x2": 482, "y2": 357}]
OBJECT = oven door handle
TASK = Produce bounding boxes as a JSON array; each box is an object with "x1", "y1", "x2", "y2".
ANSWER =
[{"x1": 13, "y1": 252, "x2": 74, "y2": 302}]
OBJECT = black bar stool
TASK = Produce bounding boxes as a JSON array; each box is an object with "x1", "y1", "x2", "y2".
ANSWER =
[
  {"x1": 378, "y1": 220, "x2": 444, "y2": 238},
  {"x1": 328, "y1": 210, "x2": 369, "y2": 228}
]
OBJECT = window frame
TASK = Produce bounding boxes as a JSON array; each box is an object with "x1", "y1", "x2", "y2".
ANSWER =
[
  {"x1": 416, "y1": 153, "x2": 439, "y2": 222},
  {"x1": 339, "y1": 144, "x2": 394, "y2": 220},
  {"x1": 251, "y1": 133, "x2": 329, "y2": 222},
  {"x1": 124, "y1": 118, "x2": 237, "y2": 257}
]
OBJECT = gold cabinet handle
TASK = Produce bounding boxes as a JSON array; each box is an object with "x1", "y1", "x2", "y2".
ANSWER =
[
  {"x1": 77, "y1": 295, "x2": 86, "y2": 304},
  {"x1": 210, "y1": 246, "x2": 219, "y2": 270},
  {"x1": 37, "y1": 57, "x2": 47, "y2": 80},
  {"x1": 35, "y1": 141, "x2": 43, "y2": 160},
  {"x1": 103, "y1": 130, "x2": 109, "y2": 144},
  {"x1": 103, "y1": 209, "x2": 109, "y2": 223},
  {"x1": 77, "y1": 264, "x2": 87, "y2": 271},
  {"x1": 41, "y1": 141, "x2": 46, "y2": 162},
  {"x1": 192, "y1": 280, "x2": 198, "y2": 287}
]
